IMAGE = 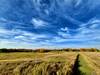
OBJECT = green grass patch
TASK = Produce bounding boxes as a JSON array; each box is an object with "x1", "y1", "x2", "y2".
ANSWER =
[{"x1": 78, "y1": 55, "x2": 94, "y2": 75}]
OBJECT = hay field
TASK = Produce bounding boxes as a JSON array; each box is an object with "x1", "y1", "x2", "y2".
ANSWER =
[
  {"x1": 0, "y1": 52, "x2": 99, "y2": 75},
  {"x1": 0, "y1": 52, "x2": 77, "y2": 75}
]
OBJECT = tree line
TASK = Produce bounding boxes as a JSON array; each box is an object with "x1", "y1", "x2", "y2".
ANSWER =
[{"x1": 0, "y1": 48, "x2": 99, "y2": 53}]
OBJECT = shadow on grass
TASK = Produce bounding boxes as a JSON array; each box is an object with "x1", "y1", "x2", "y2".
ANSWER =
[{"x1": 71, "y1": 54, "x2": 85, "y2": 75}]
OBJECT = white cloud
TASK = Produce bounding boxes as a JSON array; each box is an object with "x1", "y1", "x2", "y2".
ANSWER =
[
  {"x1": 0, "y1": 28, "x2": 51, "y2": 49},
  {"x1": 81, "y1": 18, "x2": 100, "y2": 28},
  {"x1": 15, "y1": 33, "x2": 47, "y2": 42},
  {"x1": 0, "y1": 39, "x2": 38, "y2": 49},
  {"x1": 75, "y1": 20, "x2": 100, "y2": 40},
  {"x1": 15, "y1": 36, "x2": 25, "y2": 39},
  {"x1": 0, "y1": 28, "x2": 48, "y2": 43},
  {"x1": 31, "y1": 18, "x2": 48, "y2": 28},
  {"x1": 61, "y1": 27, "x2": 69, "y2": 32},
  {"x1": 0, "y1": 17, "x2": 8, "y2": 21},
  {"x1": 58, "y1": 31, "x2": 71, "y2": 38},
  {"x1": 0, "y1": 17, "x2": 100, "y2": 48},
  {"x1": 0, "y1": 28, "x2": 19, "y2": 37},
  {"x1": 75, "y1": 0, "x2": 82, "y2": 7},
  {"x1": 90, "y1": 24, "x2": 99, "y2": 29},
  {"x1": 91, "y1": 19, "x2": 100, "y2": 24},
  {"x1": 56, "y1": 18, "x2": 100, "y2": 43},
  {"x1": 0, "y1": 17, "x2": 26, "y2": 25},
  {"x1": 58, "y1": 27, "x2": 71, "y2": 38},
  {"x1": 0, "y1": 28, "x2": 30, "y2": 37},
  {"x1": 21, "y1": 31, "x2": 46, "y2": 39}
]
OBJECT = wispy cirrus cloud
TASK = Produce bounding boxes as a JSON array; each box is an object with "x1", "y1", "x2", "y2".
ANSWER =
[
  {"x1": 31, "y1": 18, "x2": 49, "y2": 28},
  {"x1": 0, "y1": 28, "x2": 49, "y2": 43},
  {"x1": 51, "y1": 18, "x2": 100, "y2": 45},
  {"x1": 0, "y1": 0, "x2": 100, "y2": 49},
  {"x1": 60, "y1": 27, "x2": 69, "y2": 32},
  {"x1": 0, "y1": 28, "x2": 53, "y2": 48}
]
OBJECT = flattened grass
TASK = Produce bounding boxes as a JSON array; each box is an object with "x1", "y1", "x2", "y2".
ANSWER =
[{"x1": 0, "y1": 52, "x2": 77, "y2": 75}]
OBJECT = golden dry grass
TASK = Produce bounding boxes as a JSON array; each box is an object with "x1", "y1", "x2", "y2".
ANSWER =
[
  {"x1": 0, "y1": 52, "x2": 99, "y2": 75},
  {"x1": 0, "y1": 52, "x2": 78, "y2": 75}
]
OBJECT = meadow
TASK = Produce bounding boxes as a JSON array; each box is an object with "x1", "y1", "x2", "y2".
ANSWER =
[{"x1": 0, "y1": 49, "x2": 99, "y2": 75}]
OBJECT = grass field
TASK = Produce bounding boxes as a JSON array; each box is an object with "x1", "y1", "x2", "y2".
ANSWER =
[{"x1": 0, "y1": 52, "x2": 99, "y2": 75}]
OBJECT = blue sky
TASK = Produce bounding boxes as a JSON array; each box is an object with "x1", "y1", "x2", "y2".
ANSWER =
[{"x1": 0, "y1": 0, "x2": 100, "y2": 49}]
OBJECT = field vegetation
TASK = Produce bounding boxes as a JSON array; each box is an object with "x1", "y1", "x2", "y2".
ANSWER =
[{"x1": 0, "y1": 48, "x2": 99, "y2": 75}]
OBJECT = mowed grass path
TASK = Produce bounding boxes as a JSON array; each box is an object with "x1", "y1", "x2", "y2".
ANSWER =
[{"x1": 81, "y1": 52, "x2": 100, "y2": 75}]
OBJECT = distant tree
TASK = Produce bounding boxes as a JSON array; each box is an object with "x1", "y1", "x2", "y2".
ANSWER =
[
  {"x1": 80, "y1": 48, "x2": 86, "y2": 52},
  {"x1": 37, "y1": 48, "x2": 46, "y2": 53},
  {"x1": 90, "y1": 48, "x2": 98, "y2": 52},
  {"x1": 0, "y1": 48, "x2": 8, "y2": 52}
]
